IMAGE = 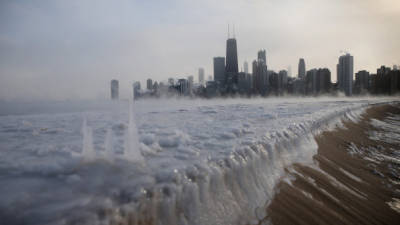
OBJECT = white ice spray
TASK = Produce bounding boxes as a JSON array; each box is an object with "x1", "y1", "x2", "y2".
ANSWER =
[
  {"x1": 124, "y1": 100, "x2": 144, "y2": 162},
  {"x1": 104, "y1": 127, "x2": 114, "y2": 163},
  {"x1": 81, "y1": 118, "x2": 96, "y2": 162}
]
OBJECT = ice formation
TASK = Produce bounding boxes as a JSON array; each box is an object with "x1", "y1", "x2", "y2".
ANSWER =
[
  {"x1": 0, "y1": 97, "x2": 397, "y2": 225},
  {"x1": 79, "y1": 101, "x2": 144, "y2": 163}
]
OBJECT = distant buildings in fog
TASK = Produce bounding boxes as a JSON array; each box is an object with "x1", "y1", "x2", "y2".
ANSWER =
[
  {"x1": 133, "y1": 81, "x2": 140, "y2": 100},
  {"x1": 110, "y1": 80, "x2": 119, "y2": 100},
  {"x1": 198, "y1": 68, "x2": 205, "y2": 86},
  {"x1": 305, "y1": 68, "x2": 331, "y2": 95},
  {"x1": 110, "y1": 29, "x2": 400, "y2": 100},
  {"x1": 298, "y1": 58, "x2": 306, "y2": 79},
  {"x1": 146, "y1": 79, "x2": 153, "y2": 90},
  {"x1": 244, "y1": 61, "x2": 249, "y2": 74}
]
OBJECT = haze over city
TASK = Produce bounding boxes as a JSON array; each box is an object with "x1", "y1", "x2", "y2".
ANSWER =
[
  {"x1": 2, "y1": 1, "x2": 400, "y2": 225},
  {"x1": 0, "y1": 0, "x2": 400, "y2": 100}
]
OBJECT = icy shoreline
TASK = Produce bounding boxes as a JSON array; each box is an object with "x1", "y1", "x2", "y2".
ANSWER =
[
  {"x1": 266, "y1": 102, "x2": 400, "y2": 225},
  {"x1": 0, "y1": 98, "x2": 397, "y2": 225}
]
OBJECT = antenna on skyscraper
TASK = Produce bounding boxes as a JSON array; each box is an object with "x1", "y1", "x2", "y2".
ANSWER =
[
  {"x1": 228, "y1": 24, "x2": 230, "y2": 38},
  {"x1": 233, "y1": 24, "x2": 236, "y2": 38}
]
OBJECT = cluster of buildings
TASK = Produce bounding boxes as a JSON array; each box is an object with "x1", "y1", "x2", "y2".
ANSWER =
[{"x1": 110, "y1": 32, "x2": 400, "y2": 100}]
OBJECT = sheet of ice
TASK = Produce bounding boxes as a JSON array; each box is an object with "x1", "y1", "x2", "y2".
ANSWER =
[{"x1": 0, "y1": 97, "x2": 396, "y2": 225}]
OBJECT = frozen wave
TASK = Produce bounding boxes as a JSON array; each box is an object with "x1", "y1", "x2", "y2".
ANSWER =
[{"x1": 0, "y1": 97, "x2": 397, "y2": 225}]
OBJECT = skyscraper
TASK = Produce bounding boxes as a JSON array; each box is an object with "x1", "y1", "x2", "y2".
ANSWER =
[
  {"x1": 225, "y1": 36, "x2": 239, "y2": 92},
  {"x1": 337, "y1": 54, "x2": 354, "y2": 96},
  {"x1": 306, "y1": 69, "x2": 318, "y2": 95},
  {"x1": 278, "y1": 70, "x2": 288, "y2": 95},
  {"x1": 252, "y1": 49, "x2": 268, "y2": 95},
  {"x1": 355, "y1": 70, "x2": 369, "y2": 94},
  {"x1": 287, "y1": 65, "x2": 292, "y2": 77},
  {"x1": 252, "y1": 59, "x2": 268, "y2": 95},
  {"x1": 318, "y1": 68, "x2": 331, "y2": 94},
  {"x1": 213, "y1": 57, "x2": 225, "y2": 84},
  {"x1": 198, "y1": 68, "x2": 205, "y2": 85},
  {"x1": 133, "y1": 81, "x2": 141, "y2": 100},
  {"x1": 257, "y1": 50, "x2": 266, "y2": 65},
  {"x1": 111, "y1": 79, "x2": 119, "y2": 100},
  {"x1": 244, "y1": 61, "x2": 249, "y2": 74},
  {"x1": 178, "y1": 79, "x2": 188, "y2": 95},
  {"x1": 298, "y1": 58, "x2": 306, "y2": 79},
  {"x1": 188, "y1": 75, "x2": 194, "y2": 94},
  {"x1": 147, "y1": 79, "x2": 153, "y2": 90},
  {"x1": 225, "y1": 38, "x2": 239, "y2": 74}
]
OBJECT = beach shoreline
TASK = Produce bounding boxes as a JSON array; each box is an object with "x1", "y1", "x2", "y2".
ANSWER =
[{"x1": 264, "y1": 103, "x2": 400, "y2": 225}]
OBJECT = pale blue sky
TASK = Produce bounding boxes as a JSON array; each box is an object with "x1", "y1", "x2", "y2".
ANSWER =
[{"x1": 1, "y1": 0, "x2": 399, "y2": 100}]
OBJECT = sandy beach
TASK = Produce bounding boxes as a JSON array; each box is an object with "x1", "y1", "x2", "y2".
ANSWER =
[{"x1": 265, "y1": 103, "x2": 400, "y2": 225}]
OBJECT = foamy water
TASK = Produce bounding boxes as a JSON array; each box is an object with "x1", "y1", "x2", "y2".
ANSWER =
[{"x1": 0, "y1": 97, "x2": 396, "y2": 225}]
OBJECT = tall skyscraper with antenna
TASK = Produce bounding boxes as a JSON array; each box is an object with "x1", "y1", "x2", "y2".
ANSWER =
[
  {"x1": 225, "y1": 25, "x2": 239, "y2": 92},
  {"x1": 225, "y1": 25, "x2": 239, "y2": 74}
]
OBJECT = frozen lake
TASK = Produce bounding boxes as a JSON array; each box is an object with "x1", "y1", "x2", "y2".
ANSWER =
[{"x1": 0, "y1": 97, "x2": 396, "y2": 225}]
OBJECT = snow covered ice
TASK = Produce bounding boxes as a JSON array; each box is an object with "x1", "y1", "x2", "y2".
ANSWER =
[{"x1": 0, "y1": 97, "x2": 396, "y2": 225}]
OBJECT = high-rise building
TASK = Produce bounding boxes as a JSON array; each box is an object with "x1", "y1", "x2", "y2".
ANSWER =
[
  {"x1": 257, "y1": 50, "x2": 266, "y2": 65},
  {"x1": 298, "y1": 58, "x2": 306, "y2": 79},
  {"x1": 305, "y1": 68, "x2": 331, "y2": 95},
  {"x1": 318, "y1": 68, "x2": 331, "y2": 94},
  {"x1": 306, "y1": 69, "x2": 318, "y2": 95},
  {"x1": 382, "y1": 67, "x2": 400, "y2": 95},
  {"x1": 244, "y1": 61, "x2": 249, "y2": 74},
  {"x1": 178, "y1": 79, "x2": 188, "y2": 95},
  {"x1": 287, "y1": 66, "x2": 292, "y2": 77},
  {"x1": 252, "y1": 59, "x2": 268, "y2": 95},
  {"x1": 198, "y1": 68, "x2": 205, "y2": 85},
  {"x1": 153, "y1": 81, "x2": 159, "y2": 94},
  {"x1": 337, "y1": 54, "x2": 354, "y2": 96},
  {"x1": 213, "y1": 57, "x2": 225, "y2": 85},
  {"x1": 168, "y1": 78, "x2": 174, "y2": 86},
  {"x1": 147, "y1": 79, "x2": 153, "y2": 90},
  {"x1": 278, "y1": 70, "x2": 288, "y2": 95},
  {"x1": 226, "y1": 38, "x2": 239, "y2": 74},
  {"x1": 355, "y1": 70, "x2": 369, "y2": 94},
  {"x1": 375, "y1": 66, "x2": 400, "y2": 95},
  {"x1": 111, "y1": 79, "x2": 119, "y2": 100},
  {"x1": 133, "y1": 81, "x2": 141, "y2": 100},
  {"x1": 188, "y1": 75, "x2": 194, "y2": 94},
  {"x1": 238, "y1": 72, "x2": 250, "y2": 94},
  {"x1": 225, "y1": 36, "x2": 239, "y2": 92}
]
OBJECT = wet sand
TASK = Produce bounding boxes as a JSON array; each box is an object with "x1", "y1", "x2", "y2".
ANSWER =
[{"x1": 265, "y1": 104, "x2": 400, "y2": 225}]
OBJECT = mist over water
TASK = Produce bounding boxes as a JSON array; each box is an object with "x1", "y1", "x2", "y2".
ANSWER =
[{"x1": 0, "y1": 97, "x2": 397, "y2": 225}]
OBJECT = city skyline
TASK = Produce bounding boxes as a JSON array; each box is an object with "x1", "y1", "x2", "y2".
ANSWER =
[{"x1": 1, "y1": 0, "x2": 400, "y2": 100}]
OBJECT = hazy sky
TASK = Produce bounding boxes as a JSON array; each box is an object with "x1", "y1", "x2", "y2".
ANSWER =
[{"x1": 1, "y1": 0, "x2": 399, "y2": 100}]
